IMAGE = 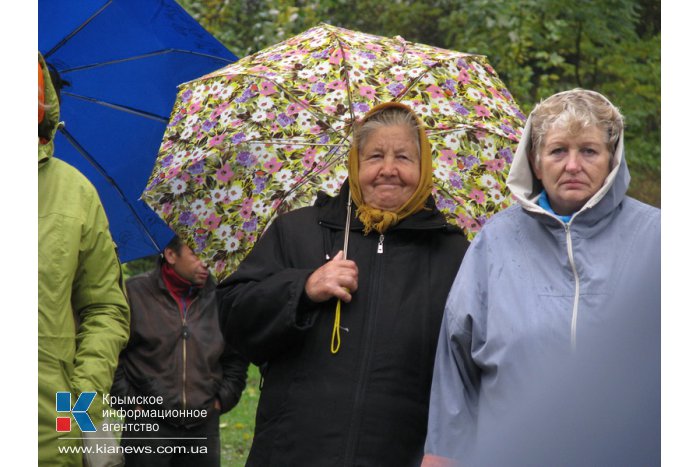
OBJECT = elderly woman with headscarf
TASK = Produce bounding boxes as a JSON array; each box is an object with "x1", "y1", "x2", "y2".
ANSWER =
[
  {"x1": 218, "y1": 102, "x2": 468, "y2": 466},
  {"x1": 421, "y1": 89, "x2": 661, "y2": 466}
]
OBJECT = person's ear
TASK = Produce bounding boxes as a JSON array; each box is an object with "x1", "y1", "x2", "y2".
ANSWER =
[
  {"x1": 163, "y1": 248, "x2": 178, "y2": 266},
  {"x1": 528, "y1": 151, "x2": 542, "y2": 181}
]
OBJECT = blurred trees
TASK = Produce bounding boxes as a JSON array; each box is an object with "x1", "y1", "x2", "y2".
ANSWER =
[
  {"x1": 121, "y1": 256, "x2": 158, "y2": 279},
  {"x1": 177, "y1": 0, "x2": 660, "y2": 205}
]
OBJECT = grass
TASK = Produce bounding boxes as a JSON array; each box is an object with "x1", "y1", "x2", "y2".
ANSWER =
[{"x1": 220, "y1": 365, "x2": 260, "y2": 465}]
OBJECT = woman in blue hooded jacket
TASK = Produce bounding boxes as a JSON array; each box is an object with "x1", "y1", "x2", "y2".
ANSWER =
[{"x1": 422, "y1": 89, "x2": 660, "y2": 466}]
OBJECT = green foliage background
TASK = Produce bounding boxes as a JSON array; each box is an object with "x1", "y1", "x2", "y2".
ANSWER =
[
  {"x1": 175, "y1": 0, "x2": 660, "y2": 206},
  {"x1": 134, "y1": 2, "x2": 660, "y2": 464}
]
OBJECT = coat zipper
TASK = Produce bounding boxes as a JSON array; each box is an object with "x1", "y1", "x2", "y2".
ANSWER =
[
  {"x1": 531, "y1": 201, "x2": 583, "y2": 351},
  {"x1": 180, "y1": 291, "x2": 199, "y2": 410},
  {"x1": 182, "y1": 318, "x2": 187, "y2": 410},
  {"x1": 564, "y1": 224, "x2": 581, "y2": 350},
  {"x1": 181, "y1": 299, "x2": 188, "y2": 410},
  {"x1": 343, "y1": 234, "x2": 385, "y2": 466}
]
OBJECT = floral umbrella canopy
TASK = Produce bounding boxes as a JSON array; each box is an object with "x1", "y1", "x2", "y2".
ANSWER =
[{"x1": 142, "y1": 23, "x2": 526, "y2": 279}]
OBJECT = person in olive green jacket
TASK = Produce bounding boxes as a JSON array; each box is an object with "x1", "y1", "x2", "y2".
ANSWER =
[{"x1": 38, "y1": 52, "x2": 130, "y2": 466}]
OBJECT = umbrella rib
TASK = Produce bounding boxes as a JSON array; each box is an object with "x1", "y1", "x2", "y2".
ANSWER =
[
  {"x1": 44, "y1": 0, "x2": 113, "y2": 59},
  {"x1": 428, "y1": 125, "x2": 520, "y2": 141},
  {"x1": 263, "y1": 27, "x2": 362, "y2": 213},
  {"x1": 63, "y1": 92, "x2": 169, "y2": 123},
  {"x1": 58, "y1": 126, "x2": 162, "y2": 254},
  {"x1": 255, "y1": 26, "x2": 354, "y2": 138},
  {"x1": 391, "y1": 34, "x2": 416, "y2": 102},
  {"x1": 248, "y1": 139, "x2": 345, "y2": 147},
  {"x1": 332, "y1": 30, "x2": 356, "y2": 124},
  {"x1": 59, "y1": 49, "x2": 235, "y2": 74},
  {"x1": 396, "y1": 66, "x2": 435, "y2": 102},
  {"x1": 428, "y1": 127, "x2": 491, "y2": 136},
  {"x1": 277, "y1": 135, "x2": 352, "y2": 205},
  {"x1": 237, "y1": 71, "x2": 350, "y2": 140}
]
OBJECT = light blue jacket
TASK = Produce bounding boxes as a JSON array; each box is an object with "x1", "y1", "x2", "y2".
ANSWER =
[{"x1": 423, "y1": 115, "x2": 660, "y2": 464}]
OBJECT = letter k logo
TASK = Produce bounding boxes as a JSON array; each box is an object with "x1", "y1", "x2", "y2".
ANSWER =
[{"x1": 56, "y1": 392, "x2": 97, "y2": 432}]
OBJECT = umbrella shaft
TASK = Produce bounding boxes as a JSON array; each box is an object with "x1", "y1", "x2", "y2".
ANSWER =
[{"x1": 342, "y1": 192, "x2": 352, "y2": 259}]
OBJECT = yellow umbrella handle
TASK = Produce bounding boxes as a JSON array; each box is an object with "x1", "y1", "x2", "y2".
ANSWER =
[{"x1": 331, "y1": 298, "x2": 342, "y2": 354}]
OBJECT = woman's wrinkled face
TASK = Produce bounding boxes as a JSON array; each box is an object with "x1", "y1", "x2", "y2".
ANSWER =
[
  {"x1": 533, "y1": 125, "x2": 611, "y2": 215},
  {"x1": 358, "y1": 124, "x2": 421, "y2": 211}
]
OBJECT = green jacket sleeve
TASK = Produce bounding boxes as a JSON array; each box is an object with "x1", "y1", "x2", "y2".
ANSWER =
[{"x1": 69, "y1": 190, "x2": 130, "y2": 401}]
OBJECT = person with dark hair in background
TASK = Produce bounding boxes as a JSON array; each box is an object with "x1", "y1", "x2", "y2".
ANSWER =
[
  {"x1": 218, "y1": 102, "x2": 468, "y2": 466},
  {"x1": 111, "y1": 236, "x2": 249, "y2": 466},
  {"x1": 422, "y1": 89, "x2": 660, "y2": 466},
  {"x1": 38, "y1": 51, "x2": 131, "y2": 466}
]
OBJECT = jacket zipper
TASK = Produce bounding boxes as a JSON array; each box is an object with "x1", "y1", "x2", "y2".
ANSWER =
[
  {"x1": 181, "y1": 299, "x2": 188, "y2": 410},
  {"x1": 530, "y1": 202, "x2": 583, "y2": 350},
  {"x1": 182, "y1": 322, "x2": 187, "y2": 409},
  {"x1": 564, "y1": 224, "x2": 581, "y2": 350},
  {"x1": 343, "y1": 234, "x2": 385, "y2": 466},
  {"x1": 180, "y1": 291, "x2": 199, "y2": 410}
]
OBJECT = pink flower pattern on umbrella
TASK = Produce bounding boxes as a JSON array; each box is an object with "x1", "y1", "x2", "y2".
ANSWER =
[
  {"x1": 260, "y1": 81, "x2": 277, "y2": 96},
  {"x1": 484, "y1": 158, "x2": 506, "y2": 171},
  {"x1": 203, "y1": 213, "x2": 222, "y2": 231},
  {"x1": 358, "y1": 86, "x2": 377, "y2": 100},
  {"x1": 215, "y1": 164, "x2": 234, "y2": 183},
  {"x1": 468, "y1": 188, "x2": 486, "y2": 204},
  {"x1": 426, "y1": 85, "x2": 445, "y2": 99},
  {"x1": 474, "y1": 105, "x2": 492, "y2": 118}
]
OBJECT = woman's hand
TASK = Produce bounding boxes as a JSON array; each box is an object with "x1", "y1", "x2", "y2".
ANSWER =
[{"x1": 305, "y1": 251, "x2": 359, "y2": 303}]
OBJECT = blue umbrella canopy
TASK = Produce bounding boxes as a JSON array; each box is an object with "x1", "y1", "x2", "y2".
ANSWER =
[{"x1": 39, "y1": 0, "x2": 238, "y2": 262}]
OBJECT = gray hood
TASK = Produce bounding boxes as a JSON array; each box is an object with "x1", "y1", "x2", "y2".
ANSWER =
[{"x1": 505, "y1": 112, "x2": 630, "y2": 225}]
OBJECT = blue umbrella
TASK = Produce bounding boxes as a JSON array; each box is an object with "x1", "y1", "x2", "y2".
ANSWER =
[{"x1": 39, "y1": 0, "x2": 238, "y2": 262}]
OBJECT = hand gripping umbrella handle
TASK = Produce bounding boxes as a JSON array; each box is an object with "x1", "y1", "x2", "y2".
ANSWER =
[{"x1": 331, "y1": 190, "x2": 353, "y2": 354}]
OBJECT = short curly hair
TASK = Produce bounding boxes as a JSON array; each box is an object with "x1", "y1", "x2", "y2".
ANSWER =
[{"x1": 530, "y1": 89, "x2": 624, "y2": 166}]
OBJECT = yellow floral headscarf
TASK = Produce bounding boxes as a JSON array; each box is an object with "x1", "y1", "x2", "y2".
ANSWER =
[{"x1": 348, "y1": 102, "x2": 434, "y2": 234}]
